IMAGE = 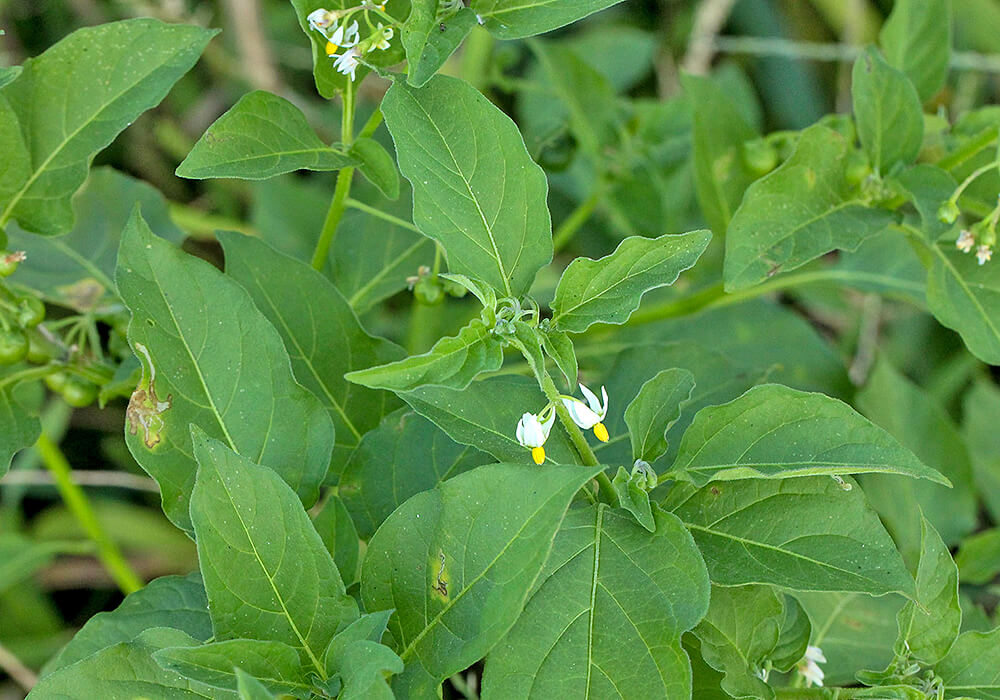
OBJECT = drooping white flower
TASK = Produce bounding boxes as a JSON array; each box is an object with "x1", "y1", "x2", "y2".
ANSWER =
[
  {"x1": 956, "y1": 229, "x2": 976, "y2": 253},
  {"x1": 562, "y1": 383, "x2": 609, "y2": 442},
  {"x1": 307, "y1": 8, "x2": 337, "y2": 33},
  {"x1": 516, "y1": 411, "x2": 555, "y2": 464},
  {"x1": 334, "y1": 46, "x2": 362, "y2": 78},
  {"x1": 325, "y1": 20, "x2": 360, "y2": 56},
  {"x1": 977, "y1": 244, "x2": 993, "y2": 265},
  {"x1": 797, "y1": 646, "x2": 826, "y2": 688},
  {"x1": 370, "y1": 22, "x2": 394, "y2": 51}
]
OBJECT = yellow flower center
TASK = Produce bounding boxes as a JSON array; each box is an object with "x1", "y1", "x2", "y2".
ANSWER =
[
  {"x1": 325, "y1": 40, "x2": 338, "y2": 56},
  {"x1": 593, "y1": 422, "x2": 609, "y2": 442},
  {"x1": 531, "y1": 446, "x2": 545, "y2": 464}
]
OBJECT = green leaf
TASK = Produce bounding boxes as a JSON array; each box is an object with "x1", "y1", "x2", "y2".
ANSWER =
[
  {"x1": 934, "y1": 628, "x2": 1000, "y2": 698},
  {"x1": 540, "y1": 328, "x2": 578, "y2": 390},
  {"x1": 235, "y1": 669, "x2": 276, "y2": 700},
  {"x1": 624, "y1": 368, "x2": 695, "y2": 463},
  {"x1": 312, "y1": 495, "x2": 361, "y2": 587},
  {"x1": 551, "y1": 230, "x2": 711, "y2": 332},
  {"x1": 852, "y1": 46, "x2": 924, "y2": 174},
  {"x1": 963, "y1": 379, "x2": 1000, "y2": 523},
  {"x1": 401, "y1": 0, "x2": 439, "y2": 86},
  {"x1": 879, "y1": 0, "x2": 952, "y2": 102},
  {"x1": 190, "y1": 432, "x2": 357, "y2": 675},
  {"x1": 400, "y1": 375, "x2": 579, "y2": 465},
  {"x1": 693, "y1": 585, "x2": 782, "y2": 700},
  {"x1": 382, "y1": 74, "x2": 552, "y2": 297},
  {"x1": 6, "y1": 167, "x2": 185, "y2": 313},
  {"x1": 346, "y1": 319, "x2": 503, "y2": 393},
  {"x1": 0, "y1": 534, "x2": 71, "y2": 597},
  {"x1": 926, "y1": 241, "x2": 1000, "y2": 364},
  {"x1": 894, "y1": 516, "x2": 960, "y2": 665},
  {"x1": 176, "y1": 91, "x2": 354, "y2": 180},
  {"x1": 832, "y1": 228, "x2": 927, "y2": 306},
  {"x1": 894, "y1": 163, "x2": 957, "y2": 242},
  {"x1": 955, "y1": 528, "x2": 1000, "y2": 585},
  {"x1": 349, "y1": 136, "x2": 400, "y2": 199},
  {"x1": 43, "y1": 573, "x2": 211, "y2": 675},
  {"x1": 0, "y1": 65, "x2": 21, "y2": 90},
  {"x1": 664, "y1": 477, "x2": 915, "y2": 595},
  {"x1": 30, "y1": 627, "x2": 227, "y2": 699},
  {"x1": 610, "y1": 465, "x2": 656, "y2": 532},
  {"x1": 322, "y1": 610, "x2": 394, "y2": 675},
  {"x1": 339, "y1": 409, "x2": 486, "y2": 539},
  {"x1": 361, "y1": 462, "x2": 602, "y2": 697},
  {"x1": 334, "y1": 642, "x2": 404, "y2": 700},
  {"x1": 471, "y1": 0, "x2": 626, "y2": 39},
  {"x1": 669, "y1": 383, "x2": 946, "y2": 487},
  {"x1": 0, "y1": 18, "x2": 216, "y2": 235},
  {"x1": 687, "y1": 636, "x2": 729, "y2": 700},
  {"x1": 0, "y1": 383, "x2": 40, "y2": 477},
  {"x1": 682, "y1": 73, "x2": 760, "y2": 234},
  {"x1": 771, "y1": 595, "x2": 811, "y2": 673},
  {"x1": 724, "y1": 124, "x2": 894, "y2": 291},
  {"x1": 408, "y1": 9, "x2": 477, "y2": 88},
  {"x1": 856, "y1": 360, "x2": 978, "y2": 562},
  {"x1": 0, "y1": 95, "x2": 30, "y2": 242},
  {"x1": 219, "y1": 232, "x2": 403, "y2": 475},
  {"x1": 116, "y1": 212, "x2": 335, "y2": 530},
  {"x1": 153, "y1": 640, "x2": 310, "y2": 697},
  {"x1": 483, "y1": 505, "x2": 710, "y2": 698},
  {"x1": 794, "y1": 591, "x2": 902, "y2": 686}
]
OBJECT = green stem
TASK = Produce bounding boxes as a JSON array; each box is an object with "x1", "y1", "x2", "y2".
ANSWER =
[
  {"x1": 344, "y1": 198, "x2": 420, "y2": 232},
  {"x1": 553, "y1": 188, "x2": 603, "y2": 252},
  {"x1": 405, "y1": 300, "x2": 438, "y2": 355},
  {"x1": 358, "y1": 106, "x2": 384, "y2": 139},
  {"x1": 35, "y1": 432, "x2": 143, "y2": 595},
  {"x1": 312, "y1": 166, "x2": 355, "y2": 270},
  {"x1": 938, "y1": 125, "x2": 998, "y2": 172}
]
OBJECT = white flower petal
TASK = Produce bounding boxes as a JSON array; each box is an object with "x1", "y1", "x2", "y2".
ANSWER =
[{"x1": 562, "y1": 397, "x2": 601, "y2": 429}]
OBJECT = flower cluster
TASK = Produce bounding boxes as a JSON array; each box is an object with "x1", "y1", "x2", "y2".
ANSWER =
[
  {"x1": 307, "y1": 4, "x2": 395, "y2": 80},
  {"x1": 796, "y1": 646, "x2": 826, "y2": 688},
  {"x1": 955, "y1": 228, "x2": 993, "y2": 265},
  {"x1": 515, "y1": 383, "x2": 610, "y2": 464}
]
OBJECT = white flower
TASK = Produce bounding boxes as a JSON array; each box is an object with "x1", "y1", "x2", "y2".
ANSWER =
[
  {"x1": 325, "y1": 20, "x2": 360, "y2": 56},
  {"x1": 976, "y1": 244, "x2": 993, "y2": 265},
  {"x1": 370, "y1": 23, "x2": 394, "y2": 51},
  {"x1": 307, "y1": 8, "x2": 336, "y2": 33},
  {"x1": 956, "y1": 229, "x2": 976, "y2": 253},
  {"x1": 516, "y1": 411, "x2": 555, "y2": 464},
  {"x1": 334, "y1": 46, "x2": 362, "y2": 79},
  {"x1": 797, "y1": 646, "x2": 826, "y2": 688},
  {"x1": 562, "y1": 383, "x2": 609, "y2": 442}
]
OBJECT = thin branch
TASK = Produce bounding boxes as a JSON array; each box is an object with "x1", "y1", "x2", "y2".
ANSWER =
[
  {"x1": 0, "y1": 641, "x2": 38, "y2": 692},
  {"x1": 1, "y1": 469, "x2": 159, "y2": 492},
  {"x1": 681, "y1": 0, "x2": 738, "y2": 75}
]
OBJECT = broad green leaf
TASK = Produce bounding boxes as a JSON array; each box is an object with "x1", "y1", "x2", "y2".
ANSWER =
[
  {"x1": 153, "y1": 640, "x2": 310, "y2": 697},
  {"x1": 540, "y1": 329, "x2": 578, "y2": 390},
  {"x1": 682, "y1": 73, "x2": 759, "y2": 234},
  {"x1": 926, "y1": 241, "x2": 1000, "y2": 364},
  {"x1": 0, "y1": 383, "x2": 40, "y2": 477},
  {"x1": 669, "y1": 384, "x2": 946, "y2": 487},
  {"x1": 116, "y1": 212, "x2": 335, "y2": 530},
  {"x1": 349, "y1": 136, "x2": 400, "y2": 199},
  {"x1": 0, "y1": 95, "x2": 31, "y2": 244},
  {"x1": 693, "y1": 585, "x2": 782, "y2": 700},
  {"x1": 551, "y1": 230, "x2": 711, "y2": 332},
  {"x1": 894, "y1": 517, "x2": 960, "y2": 665},
  {"x1": 771, "y1": 595, "x2": 811, "y2": 673},
  {"x1": 832, "y1": 228, "x2": 927, "y2": 306},
  {"x1": 236, "y1": 669, "x2": 276, "y2": 700},
  {"x1": 894, "y1": 163, "x2": 956, "y2": 243},
  {"x1": 401, "y1": 375, "x2": 579, "y2": 465},
  {"x1": 686, "y1": 636, "x2": 729, "y2": 700},
  {"x1": 795, "y1": 592, "x2": 902, "y2": 686},
  {"x1": 6, "y1": 167, "x2": 185, "y2": 313},
  {"x1": 176, "y1": 91, "x2": 354, "y2": 180},
  {"x1": 382, "y1": 75, "x2": 552, "y2": 297},
  {"x1": 954, "y1": 528, "x2": 1000, "y2": 585},
  {"x1": 483, "y1": 505, "x2": 710, "y2": 699},
  {"x1": 190, "y1": 432, "x2": 357, "y2": 676},
  {"x1": 43, "y1": 573, "x2": 211, "y2": 675},
  {"x1": 624, "y1": 368, "x2": 695, "y2": 463},
  {"x1": 934, "y1": 628, "x2": 1000, "y2": 698},
  {"x1": 0, "y1": 19, "x2": 216, "y2": 235},
  {"x1": 339, "y1": 409, "x2": 486, "y2": 539},
  {"x1": 851, "y1": 47, "x2": 924, "y2": 173},
  {"x1": 346, "y1": 319, "x2": 503, "y2": 393},
  {"x1": 313, "y1": 495, "x2": 361, "y2": 587},
  {"x1": 962, "y1": 379, "x2": 1000, "y2": 522},
  {"x1": 610, "y1": 465, "x2": 656, "y2": 532},
  {"x1": 564, "y1": 25, "x2": 657, "y2": 92},
  {"x1": 880, "y1": 0, "x2": 952, "y2": 102},
  {"x1": 857, "y1": 361, "x2": 977, "y2": 562},
  {"x1": 361, "y1": 462, "x2": 602, "y2": 697},
  {"x1": 471, "y1": 0, "x2": 626, "y2": 39},
  {"x1": 28, "y1": 627, "x2": 227, "y2": 699},
  {"x1": 219, "y1": 232, "x2": 403, "y2": 474},
  {"x1": 323, "y1": 610, "x2": 394, "y2": 675},
  {"x1": 724, "y1": 124, "x2": 894, "y2": 291},
  {"x1": 335, "y1": 642, "x2": 404, "y2": 700},
  {"x1": 408, "y1": 9, "x2": 477, "y2": 88},
  {"x1": 401, "y1": 0, "x2": 439, "y2": 85},
  {"x1": 664, "y1": 477, "x2": 915, "y2": 595}
]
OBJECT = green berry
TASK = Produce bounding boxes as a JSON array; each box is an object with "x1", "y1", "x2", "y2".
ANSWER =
[
  {"x1": 937, "y1": 200, "x2": 960, "y2": 225},
  {"x1": 742, "y1": 139, "x2": 778, "y2": 175},
  {"x1": 845, "y1": 150, "x2": 872, "y2": 186},
  {"x1": 17, "y1": 297, "x2": 45, "y2": 328},
  {"x1": 60, "y1": 376, "x2": 98, "y2": 408},
  {"x1": 44, "y1": 371, "x2": 70, "y2": 393},
  {"x1": 0, "y1": 329, "x2": 28, "y2": 365},
  {"x1": 413, "y1": 277, "x2": 444, "y2": 306},
  {"x1": 0, "y1": 251, "x2": 25, "y2": 277}
]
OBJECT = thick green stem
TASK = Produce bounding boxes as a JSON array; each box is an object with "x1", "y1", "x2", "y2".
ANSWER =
[
  {"x1": 311, "y1": 166, "x2": 355, "y2": 270},
  {"x1": 553, "y1": 188, "x2": 603, "y2": 252},
  {"x1": 35, "y1": 432, "x2": 143, "y2": 595}
]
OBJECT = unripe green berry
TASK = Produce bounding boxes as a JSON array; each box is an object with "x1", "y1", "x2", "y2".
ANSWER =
[{"x1": 0, "y1": 329, "x2": 28, "y2": 365}]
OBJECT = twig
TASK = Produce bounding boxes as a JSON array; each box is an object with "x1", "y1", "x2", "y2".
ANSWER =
[
  {"x1": 221, "y1": 0, "x2": 280, "y2": 92},
  {"x1": 848, "y1": 293, "x2": 881, "y2": 386},
  {"x1": 0, "y1": 641, "x2": 38, "y2": 692},
  {"x1": 1, "y1": 469, "x2": 159, "y2": 492},
  {"x1": 681, "y1": 0, "x2": 738, "y2": 75}
]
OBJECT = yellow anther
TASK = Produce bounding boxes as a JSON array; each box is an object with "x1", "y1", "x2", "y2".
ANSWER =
[
  {"x1": 593, "y1": 422, "x2": 609, "y2": 442},
  {"x1": 325, "y1": 40, "x2": 338, "y2": 56},
  {"x1": 531, "y1": 446, "x2": 545, "y2": 464}
]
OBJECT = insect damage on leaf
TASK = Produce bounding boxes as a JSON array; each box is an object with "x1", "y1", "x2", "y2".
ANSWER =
[
  {"x1": 432, "y1": 550, "x2": 449, "y2": 599},
  {"x1": 126, "y1": 341, "x2": 172, "y2": 449}
]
